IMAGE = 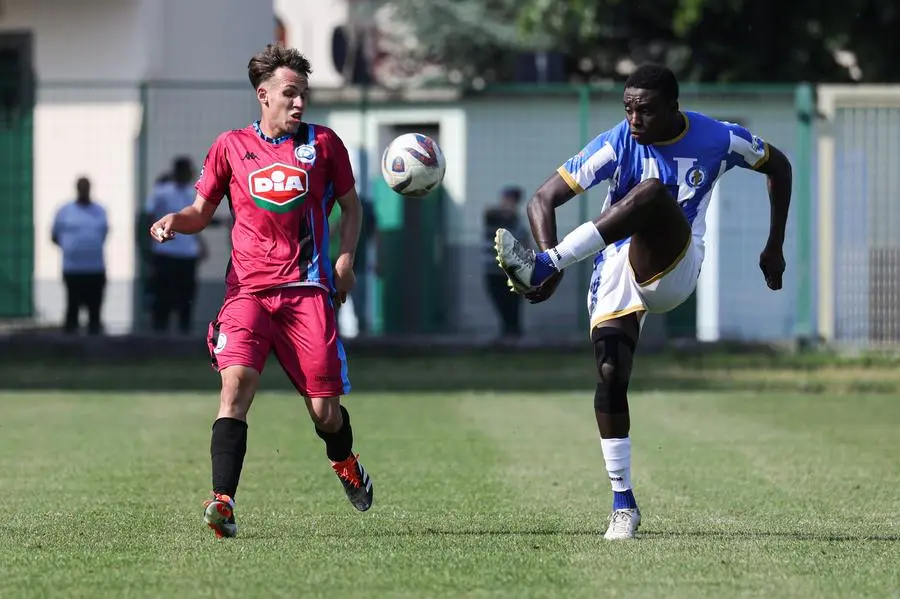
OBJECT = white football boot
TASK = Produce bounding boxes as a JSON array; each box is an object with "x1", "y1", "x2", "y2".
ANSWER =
[
  {"x1": 494, "y1": 228, "x2": 538, "y2": 294},
  {"x1": 604, "y1": 508, "x2": 641, "y2": 540}
]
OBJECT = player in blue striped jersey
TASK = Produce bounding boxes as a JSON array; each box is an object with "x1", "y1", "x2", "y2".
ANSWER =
[{"x1": 495, "y1": 65, "x2": 793, "y2": 539}]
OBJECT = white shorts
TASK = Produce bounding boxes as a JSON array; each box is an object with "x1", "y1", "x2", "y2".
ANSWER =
[{"x1": 586, "y1": 237, "x2": 702, "y2": 332}]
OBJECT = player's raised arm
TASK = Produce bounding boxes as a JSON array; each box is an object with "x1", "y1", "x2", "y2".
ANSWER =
[
  {"x1": 725, "y1": 123, "x2": 793, "y2": 291},
  {"x1": 333, "y1": 187, "x2": 362, "y2": 305},
  {"x1": 527, "y1": 173, "x2": 577, "y2": 253},
  {"x1": 529, "y1": 130, "x2": 620, "y2": 251},
  {"x1": 152, "y1": 130, "x2": 232, "y2": 243},
  {"x1": 515, "y1": 129, "x2": 622, "y2": 303},
  {"x1": 335, "y1": 188, "x2": 362, "y2": 258},
  {"x1": 150, "y1": 193, "x2": 218, "y2": 242},
  {"x1": 755, "y1": 143, "x2": 793, "y2": 239},
  {"x1": 329, "y1": 129, "x2": 362, "y2": 305}
]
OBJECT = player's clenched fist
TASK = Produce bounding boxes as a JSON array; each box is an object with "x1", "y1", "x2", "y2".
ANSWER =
[
  {"x1": 150, "y1": 214, "x2": 177, "y2": 243},
  {"x1": 333, "y1": 254, "x2": 356, "y2": 306}
]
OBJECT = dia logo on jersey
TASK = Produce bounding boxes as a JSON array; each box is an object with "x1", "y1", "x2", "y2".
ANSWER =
[{"x1": 248, "y1": 162, "x2": 309, "y2": 213}]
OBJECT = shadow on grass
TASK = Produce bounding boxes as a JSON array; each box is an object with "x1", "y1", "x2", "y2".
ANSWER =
[
  {"x1": 639, "y1": 530, "x2": 900, "y2": 542},
  {"x1": 1, "y1": 334, "x2": 899, "y2": 394},
  {"x1": 237, "y1": 527, "x2": 900, "y2": 542}
]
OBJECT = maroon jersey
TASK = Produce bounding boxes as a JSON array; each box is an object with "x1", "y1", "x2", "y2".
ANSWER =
[{"x1": 196, "y1": 121, "x2": 355, "y2": 294}]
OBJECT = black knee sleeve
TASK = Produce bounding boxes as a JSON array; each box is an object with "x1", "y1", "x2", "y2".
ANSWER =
[{"x1": 592, "y1": 327, "x2": 636, "y2": 414}]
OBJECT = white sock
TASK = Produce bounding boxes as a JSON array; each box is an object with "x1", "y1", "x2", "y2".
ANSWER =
[
  {"x1": 600, "y1": 437, "x2": 632, "y2": 492},
  {"x1": 546, "y1": 222, "x2": 607, "y2": 270}
]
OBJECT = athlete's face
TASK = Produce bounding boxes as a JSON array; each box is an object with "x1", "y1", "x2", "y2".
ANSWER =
[
  {"x1": 258, "y1": 67, "x2": 309, "y2": 136},
  {"x1": 623, "y1": 87, "x2": 678, "y2": 145}
]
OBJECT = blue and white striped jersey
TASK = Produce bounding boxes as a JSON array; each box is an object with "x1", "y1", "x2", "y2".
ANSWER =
[{"x1": 558, "y1": 111, "x2": 769, "y2": 259}]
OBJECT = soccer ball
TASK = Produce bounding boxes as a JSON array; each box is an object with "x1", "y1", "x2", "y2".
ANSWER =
[{"x1": 381, "y1": 133, "x2": 446, "y2": 197}]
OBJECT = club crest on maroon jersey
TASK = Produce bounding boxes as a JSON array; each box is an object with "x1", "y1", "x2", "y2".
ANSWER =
[{"x1": 295, "y1": 143, "x2": 316, "y2": 166}]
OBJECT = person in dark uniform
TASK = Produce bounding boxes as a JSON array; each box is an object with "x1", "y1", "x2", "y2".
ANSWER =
[{"x1": 483, "y1": 186, "x2": 528, "y2": 339}]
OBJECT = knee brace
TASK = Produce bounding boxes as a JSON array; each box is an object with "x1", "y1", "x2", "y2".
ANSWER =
[{"x1": 592, "y1": 327, "x2": 636, "y2": 414}]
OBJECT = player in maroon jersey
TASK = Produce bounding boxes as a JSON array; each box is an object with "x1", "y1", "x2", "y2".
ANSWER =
[{"x1": 149, "y1": 44, "x2": 373, "y2": 538}]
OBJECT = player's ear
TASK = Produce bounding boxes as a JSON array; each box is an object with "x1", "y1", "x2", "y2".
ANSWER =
[{"x1": 256, "y1": 86, "x2": 268, "y2": 106}]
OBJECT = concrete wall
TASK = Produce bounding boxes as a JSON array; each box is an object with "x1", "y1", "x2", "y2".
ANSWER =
[
  {"x1": 9, "y1": 0, "x2": 275, "y2": 333},
  {"x1": 8, "y1": 0, "x2": 800, "y2": 340},
  {"x1": 274, "y1": 0, "x2": 348, "y2": 89},
  {"x1": 2, "y1": 0, "x2": 146, "y2": 333}
]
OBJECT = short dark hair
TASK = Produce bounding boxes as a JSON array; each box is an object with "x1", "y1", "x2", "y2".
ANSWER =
[
  {"x1": 247, "y1": 44, "x2": 313, "y2": 89},
  {"x1": 502, "y1": 186, "x2": 523, "y2": 203},
  {"x1": 172, "y1": 156, "x2": 193, "y2": 172},
  {"x1": 172, "y1": 156, "x2": 194, "y2": 182},
  {"x1": 625, "y1": 64, "x2": 679, "y2": 103}
]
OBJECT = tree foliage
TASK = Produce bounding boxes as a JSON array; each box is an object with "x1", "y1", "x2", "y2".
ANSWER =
[{"x1": 366, "y1": 0, "x2": 900, "y2": 84}]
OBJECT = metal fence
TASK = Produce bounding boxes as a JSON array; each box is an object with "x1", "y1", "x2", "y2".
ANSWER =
[
  {"x1": 34, "y1": 78, "x2": 899, "y2": 348},
  {"x1": 303, "y1": 83, "x2": 813, "y2": 342},
  {"x1": 818, "y1": 86, "x2": 900, "y2": 349}
]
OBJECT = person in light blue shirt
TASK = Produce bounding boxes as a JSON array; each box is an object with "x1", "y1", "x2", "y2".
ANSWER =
[
  {"x1": 52, "y1": 176, "x2": 109, "y2": 334},
  {"x1": 144, "y1": 157, "x2": 206, "y2": 335},
  {"x1": 494, "y1": 65, "x2": 794, "y2": 540}
]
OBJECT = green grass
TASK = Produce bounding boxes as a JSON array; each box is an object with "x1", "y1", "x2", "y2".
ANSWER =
[{"x1": 1, "y1": 379, "x2": 898, "y2": 597}]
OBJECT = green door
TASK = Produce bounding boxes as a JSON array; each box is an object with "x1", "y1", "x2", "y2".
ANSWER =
[
  {"x1": 372, "y1": 177, "x2": 448, "y2": 335},
  {"x1": 0, "y1": 33, "x2": 34, "y2": 319}
]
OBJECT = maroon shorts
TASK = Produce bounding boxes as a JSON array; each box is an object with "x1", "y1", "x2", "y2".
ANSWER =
[{"x1": 207, "y1": 285, "x2": 350, "y2": 397}]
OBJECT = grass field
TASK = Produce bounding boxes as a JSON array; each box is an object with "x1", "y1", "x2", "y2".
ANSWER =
[{"x1": 1, "y1": 351, "x2": 899, "y2": 598}]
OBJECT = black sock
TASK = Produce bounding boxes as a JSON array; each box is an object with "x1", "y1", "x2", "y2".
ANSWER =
[
  {"x1": 315, "y1": 405, "x2": 354, "y2": 462},
  {"x1": 210, "y1": 417, "x2": 248, "y2": 499}
]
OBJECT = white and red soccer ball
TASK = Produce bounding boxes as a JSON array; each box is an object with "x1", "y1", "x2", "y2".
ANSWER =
[{"x1": 381, "y1": 133, "x2": 446, "y2": 197}]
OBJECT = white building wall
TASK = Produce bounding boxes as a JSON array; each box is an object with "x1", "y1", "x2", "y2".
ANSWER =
[
  {"x1": 156, "y1": 0, "x2": 275, "y2": 82},
  {"x1": 2, "y1": 0, "x2": 149, "y2": 81},
  {"x1": 3, "y1": 0, "x2": 275, "y2": 333},
  {"x1": 1, "y1": 0, "x2": 147, "y2": 332},
  {"x1": 274, "y1": 0, "x2": 349, "y2": 88}
]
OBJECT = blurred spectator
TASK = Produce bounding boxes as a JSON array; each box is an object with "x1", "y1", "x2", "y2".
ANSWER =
[
  {"x1": 140, "y1": 172, "x2": 173, "y2": 315},
  {"x1": 143, "y1": 157, "x2": 207, "y2": 335},
  {"x1": 483, "y1": 186, "x2": 527, "y2": 339},
  {"x1": 51, "y1": 176, "x2": 108, "y2": 335}
]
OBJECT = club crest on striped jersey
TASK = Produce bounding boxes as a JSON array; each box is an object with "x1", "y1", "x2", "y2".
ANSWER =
[
  {"x1": 685, "y1": 165, "x2": 707, "y2": 188},
  {"x1": 248, "y1": 163, "x2": 308, "y2": 213}
]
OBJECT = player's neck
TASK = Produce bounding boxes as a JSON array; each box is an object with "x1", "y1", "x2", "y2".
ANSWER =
[
  {"x1": 258, "y1": 119, "x2": 298, "y2": 140},
  {"x1": 663, "y1": 112, "x2": 686, "y2": 140}
]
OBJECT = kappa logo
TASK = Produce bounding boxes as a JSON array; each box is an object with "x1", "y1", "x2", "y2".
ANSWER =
[{"x1": 248, "y1": 162, "x2": 309, "y2": 213}]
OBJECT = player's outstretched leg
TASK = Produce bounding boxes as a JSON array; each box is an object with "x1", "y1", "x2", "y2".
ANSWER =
[
  {"x1": 204, "y1": 365, "x2": 258, "y2": 538},
  {"x1": 496, "y1": 178, "x2": 689, "y2": 293},
  {"x1": 309, "y1": 398, "x2": 374, "y2": 512},
  {"x1": 592, "y1": 319, "x2": 641, "y2": 540}
]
